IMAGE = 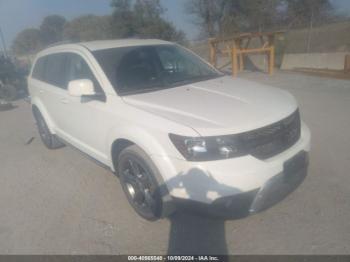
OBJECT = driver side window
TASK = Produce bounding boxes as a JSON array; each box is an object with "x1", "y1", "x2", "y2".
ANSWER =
[{"x1": 65, "y1": 53, "x2": 106, "y2": 101}]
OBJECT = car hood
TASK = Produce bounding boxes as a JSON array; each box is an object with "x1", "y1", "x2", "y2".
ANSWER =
[{"x1": 122, "y1": 76, "x2": 298, "y2": 136}]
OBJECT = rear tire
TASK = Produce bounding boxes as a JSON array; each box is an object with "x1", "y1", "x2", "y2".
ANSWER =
[
  {"x1": 118, "y1": 145, "x2": 163, "y2": 221},
  {"x1": 33, "y1": 108, "x2": 65, "y2": 149}
]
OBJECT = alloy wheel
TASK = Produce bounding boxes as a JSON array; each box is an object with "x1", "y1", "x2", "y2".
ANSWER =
[{"x1": 121, "y1": 157, "x2": 158, "y2": 217}]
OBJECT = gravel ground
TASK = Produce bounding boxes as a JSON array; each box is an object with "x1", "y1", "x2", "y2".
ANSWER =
[{"x1": 0, "y1": 70, "x2": 349, "y2": 254}]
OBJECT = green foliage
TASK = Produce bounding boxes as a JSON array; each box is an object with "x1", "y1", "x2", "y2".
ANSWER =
[
  {"x1": 40, "y1": 15, "x2": 66, "y2": 45},
  {"x1": 12, "y1": 15, "x2": 66, "y2": 55},
  {"x1": 235, "y1": 0, "x2": 282, "y2": 32},
  {"x1": 110, "y1": 0, "x2": 135, "y2": 37},
  {"x1": 12, "y1": 28, "x2": 41, "y2": 56},
  {"x1": 186, "y1": 0, "x2": 226, "y2": 37},
  {"x1": 63, "y1": 15, "x2": 112, "y2": 42},
  {"x1": 110, "y1": 0, "x2": 187, "y2": 43}
]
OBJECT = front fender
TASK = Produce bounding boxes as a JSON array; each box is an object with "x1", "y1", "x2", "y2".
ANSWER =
[
  {"x1": 106, "y1": 125, "x2": 180, "y2": 217},
  {"x1": 107, "y1": 126, "x2": 172, "y2": 171}
]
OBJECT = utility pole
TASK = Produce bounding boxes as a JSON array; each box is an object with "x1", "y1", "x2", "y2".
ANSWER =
[
  {"x1": 306, "y1": 8, "x2": 314, "y2": 53},
  {"x1": 0, "y1": 26, "x2": 8, "y2": 58}
]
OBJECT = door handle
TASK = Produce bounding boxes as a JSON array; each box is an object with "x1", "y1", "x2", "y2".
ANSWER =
[
  {"x1": 39, "y1": 89, "x2": 44, "y2": 93},
  {"x1": 60, "y1": 98, "x2": 69, "y2": 104}
]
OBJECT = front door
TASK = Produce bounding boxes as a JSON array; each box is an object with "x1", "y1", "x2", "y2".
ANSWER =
[{"x1": 56, "y1": 52, "x2": 110, "y2": 165}]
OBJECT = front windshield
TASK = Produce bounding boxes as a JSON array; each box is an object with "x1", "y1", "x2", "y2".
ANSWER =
[{"x1": 93, "y1": 44, "x2": 221, "y2": 95}]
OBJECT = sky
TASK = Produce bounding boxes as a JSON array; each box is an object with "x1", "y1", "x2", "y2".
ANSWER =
[
  {"x1": 0, "y1": 0, "x2": 197, "y2": 49},
  {"x1": 0, "y1": 0, "x2": 349, "y2": 49}
]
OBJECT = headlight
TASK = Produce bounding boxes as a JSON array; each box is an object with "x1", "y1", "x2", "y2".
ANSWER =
[{"x1": 169, "y1": 134, "x2": 245, "y2": 161}]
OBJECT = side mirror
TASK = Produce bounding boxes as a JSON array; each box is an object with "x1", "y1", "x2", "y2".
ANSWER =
[{"x1": 68, "y1": 79, "x2": 95, "y2": 97}]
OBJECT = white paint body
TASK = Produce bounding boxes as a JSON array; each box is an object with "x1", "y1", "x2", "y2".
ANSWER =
[{"x1": 28, "y1": 40, "x2": 311, "y2": 205}]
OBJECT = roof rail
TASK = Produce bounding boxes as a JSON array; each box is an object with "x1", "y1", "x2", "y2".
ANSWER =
[{"x1": 45, "y1": 40, "x2": 75, "y2": 49}]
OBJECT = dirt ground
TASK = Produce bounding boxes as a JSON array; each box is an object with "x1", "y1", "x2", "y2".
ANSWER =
[{"x1": 0, "y1": 70, "x2": 349, "y2": 254}]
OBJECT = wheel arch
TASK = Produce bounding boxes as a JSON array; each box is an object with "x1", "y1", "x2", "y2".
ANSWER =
[
  {"x1": 31, "y1": 98, "x2": 56, "y2": 134},
  {"x1": 109, "y1": 135, "x2": 176, "y2": 218},
  {"x1": 111, "y1": 138, "x2": 135, "y2": 173}
]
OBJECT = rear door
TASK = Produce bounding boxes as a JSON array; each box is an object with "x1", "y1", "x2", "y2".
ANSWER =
[
  {"x1": 30, "y1": 56, "x2": 50, "y2": 109},
  {"x1": 40, "y1": 53, "x2": 70, "y2": 132}
]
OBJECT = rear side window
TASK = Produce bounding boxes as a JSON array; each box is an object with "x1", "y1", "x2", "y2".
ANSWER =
[
  {"x1": 45, "y1": 53, "x2": 67, "y2": 88},
  {"x1": 32, "y1": 56, "x2": 47, "y2": 81}
]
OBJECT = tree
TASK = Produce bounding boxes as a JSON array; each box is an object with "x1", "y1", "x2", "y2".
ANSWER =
[
  {"x1": 186, "y1": 0, "x2": 283, "y2": 37},
  {"x1": 235, "y1": 0, "x2": 282, "y2": 32},
  {"x1": 11, "y1": 0, "x2": 187, "y2": 55},
  {"x1": 186, "y1": 0, "x2": 226, "y2": 37},
  {"x1": 133, "y1": 0, "x2": 165, "y2": 20},
  {"x1": 63, "y1": 15, "x2": 112, "y2": 42},
  {"x1": 110, "y1": 0, "x2": 186, "y2": 43},
  {"x1": 133, "y1": 0, "x2": 185, "y2": 42},
  {"x1": 40, "y1": 15, "x2": 66, "y2": 45},
  {"x1": 12, "y1": 28, "x2": 41, "y2": 55},
  {"x1": 284, "y1": 0, "x2": 333, "y2": 28},
  {"x1": 110, "y1": 0, "x2": 135, "y2": 37}
]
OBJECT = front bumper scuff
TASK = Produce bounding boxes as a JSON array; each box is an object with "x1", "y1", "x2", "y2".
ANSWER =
[{"x1": 173, "y1": 151, "x2": 309, "y2": 218}]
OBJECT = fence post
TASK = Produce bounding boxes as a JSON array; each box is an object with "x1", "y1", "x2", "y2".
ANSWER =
[
  {"x1": 344, "y1": 54, "x2": 350, "y2": 73},
  {"x1": 235, "y1": 39, "x2": 244, "y2": 71},
  {"x1": 239, "y1": 53, "x2": 244, "y2": 71},
  {"x1": 208, "y1": 38, "x2": 217, "y2": 67},
  {"x1": 269, "y1": 46, "x2": 275, "y2": 75},
  {"x1": 232, "y1": 47, "x2": 238, "y2": 77}
]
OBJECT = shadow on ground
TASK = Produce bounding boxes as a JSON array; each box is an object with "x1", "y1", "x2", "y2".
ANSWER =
[
  {"x1": 0, "y1": 103, "x2": 18, "y2": 112},
  {"x1": 165, "y1": 160, "x2": 308, "y2": 254},
  {"x1": 164, "y1": 168, "x2": 247, "y2": 255},
  {"x1": 167, "y1": 212, "x2": 228, "y2": 255}
]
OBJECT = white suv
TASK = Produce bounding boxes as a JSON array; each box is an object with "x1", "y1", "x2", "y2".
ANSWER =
[{"x1": 28, "y1": 39, "x2": 310, "y2": 220}]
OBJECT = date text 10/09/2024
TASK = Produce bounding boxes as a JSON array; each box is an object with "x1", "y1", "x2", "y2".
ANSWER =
[{"x1": 127, "y1": 256, "x2": 222, "y2": 261}]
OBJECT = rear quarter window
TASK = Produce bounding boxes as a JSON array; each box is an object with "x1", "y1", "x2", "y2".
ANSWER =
[{"x1": 32, "y1": 56, "x2": 47, "y2": 81}]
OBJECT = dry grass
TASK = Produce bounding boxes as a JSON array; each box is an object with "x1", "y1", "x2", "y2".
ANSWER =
[{"x1": 284, "y1": 21, "x2": 350, "y2": 54}]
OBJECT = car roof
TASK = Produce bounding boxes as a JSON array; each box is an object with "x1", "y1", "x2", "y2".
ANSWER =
[
  {"x1": 80, "y1": 39, "x2": 172, "y2": 51},
  {"x1": 39, "y1": 39, "x2": 173, "y2": 55}
]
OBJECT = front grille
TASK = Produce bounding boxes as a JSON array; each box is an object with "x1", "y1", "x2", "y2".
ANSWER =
[{"x1": 239, "y1": 110, "x2": 301, "y2": 159}]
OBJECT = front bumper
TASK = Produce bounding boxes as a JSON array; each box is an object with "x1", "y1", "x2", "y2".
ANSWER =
[
  {"x1": 151, "y1": 122, "x2": 311, "y2": 217},
  {"x1": 174, "y1": 151, "x2": 308, "y2": 218}
]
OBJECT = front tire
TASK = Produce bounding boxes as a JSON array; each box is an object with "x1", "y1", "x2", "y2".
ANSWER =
[
  {"x1": 118, "y1": 145, "x2": 162, "y2": 221},
  {"x1": 33, "y1": 108, "x2": 65, "y2": 149}
]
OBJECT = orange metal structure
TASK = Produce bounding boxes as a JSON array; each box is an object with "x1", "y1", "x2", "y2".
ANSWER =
[
  {"x1": 344, "y1": 54, "x2": 350, "y2": 73},
  {"x1": 208, "y1": 31, "x2": 284, "y2": 76}
]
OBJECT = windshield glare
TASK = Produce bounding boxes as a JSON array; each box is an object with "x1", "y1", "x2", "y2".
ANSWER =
[{"x1": 93, "y1": 44, "x2": 221, "y2": 95}]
